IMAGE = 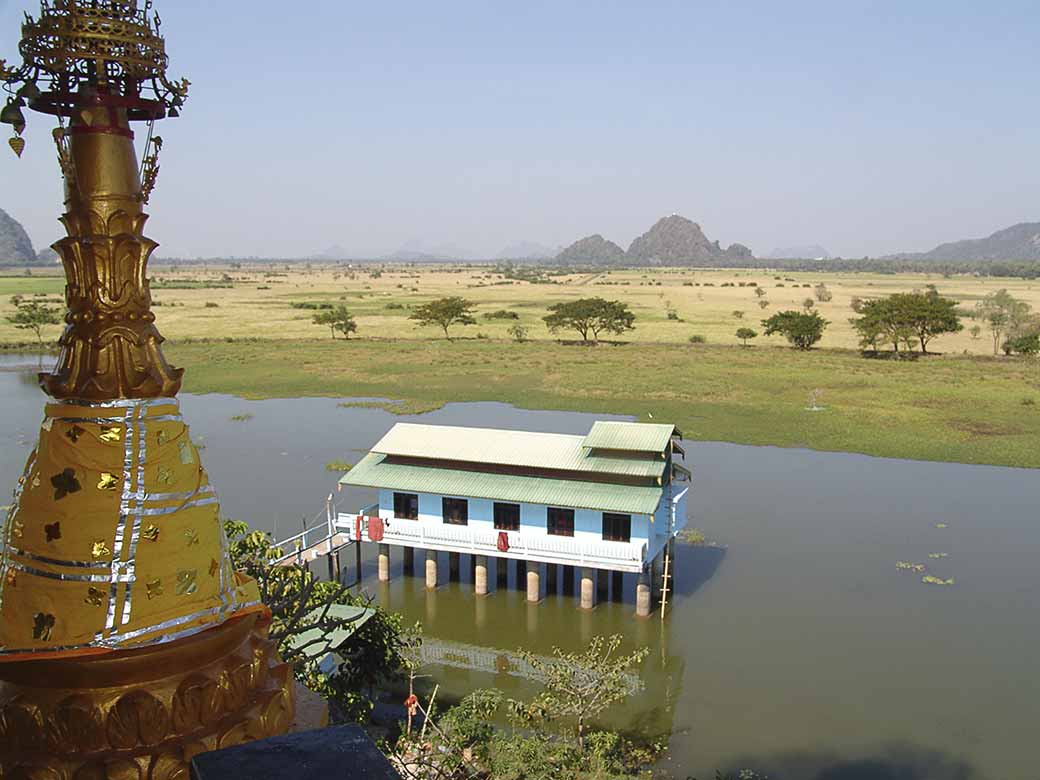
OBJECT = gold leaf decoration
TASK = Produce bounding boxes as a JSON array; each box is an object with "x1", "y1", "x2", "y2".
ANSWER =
[
  {"x1": 9, "y1": 136, "x2": 25, "y2": 158},
  {"x1": 143, "y1": 524, "x2": 160, "y2": 542},
  {"x1": 45, "y1": 521, "x2": 62, "y2": 542},
  {"x1": 31, "y1": 474, "x2": 41, "y2": 489},
  {"x1": 12, "y1": 519, "x2": 24, "y2": 538},
  {"x1": 44, "y1": 695, "x2": 105, "y2": 754},
  {"x1": 85, "y1": 587, "x2": 105, "y2": 607},
  {"x1": 91, "y1": 540, "x2": 111, "y2": 560},
  {"x1": 65, "y1": 425, "x2": 86, "y2": 443},
  {"x1": 5, "y1": 568, "x2": 17, "y2": 587},
  {"x1": 97, "y1": 472, "x2": 120, "y2": 491},
  {"x1": 99, "y1": 426, "x2": 122, "y2": 443},
  {"x1": 176, "y1": 569, "x2": 198, "y2": 596},
  {"x1": 157, "y1": 466, "x2": 173, "y2": 486},
  {"x1": 184, "y1": 528, "x2": 199, "y2": 547},
  {"x1": 51, "y1": 468, "x2": 81, "y2": 500},
  {"x1": 146, "y1": 578, "x2": 163, "y2": 599},
  {"x1": 172, "y1": 675, "x2": 222, "y2": 732},
  {"x1": 179, "y1": 439, "x2": 195, "y2": 464},
  {"x1": 106, "y1": 690, "x2": 171, "y2": 750},
  {"x1": 156, "y1": 429, "x2": 169, "y2": 445},
  {"x1": 32, "y1": 612, "x2": 56, "y2": 641}
]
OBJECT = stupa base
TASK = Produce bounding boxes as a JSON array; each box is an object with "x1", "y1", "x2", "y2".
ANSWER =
[{"x1": 0, "y1": 613, "x2": 300, "y2": 779}]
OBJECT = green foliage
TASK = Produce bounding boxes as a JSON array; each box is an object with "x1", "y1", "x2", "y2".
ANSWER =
[
  {"x1": 976, "y1": 289, "x2": 1032, "y2": 355},
  {"x1": 222, "y1": 520, "x2": 417, "y2": 722},
  {"x1": 410, "y1": 296, "x2": 477, "y2": 338},
  {"x1": 325, "y1": 460, "x2": 353, "y2": 472},
  {"x1": 508, "y1": 323, "x2": 529, "y2": 343},
  {"x1": 735, "y1": 327, "x2": 758, "y2": 347},
  {"x1": 761, "y1": 310, "x2": 828, "y2": 350},
  {"x1": 732, "y1": 310, "x2": 745, "y2": 319},
  {"x1": 689, "y1": 334, "x2": 707, "y2": 344},
  {"x1": 851, "y1": 288, "x2": 962, "y2": 353},
  {"x1": 802, "y1": 297, "x2": 815, "y2": 311},
  {"x1": 1006, "y1": 331, "x2": 1040, "y2": 356},
  {"x1": 313, "y1": 304, "x2": 358, "y2": 339},
  {"x1": 291, "y1": 301, "x2": 335, "y2": 310},
  {"x1": 543, "y1": 298, "x2": 636, "y2": 343},
  {"x1": 484, "y1": 309, "x2": 520, "y2": 320},
  {"x1": 204, "y1": 301, "x2": 220, "y2": 308},
  {"x1": 814, "y1": 282, "x2": 833, "y2": 302},
  {"x1": 510, "y1": 634, "x2": 649, "y2": 749},
  {"x1": 5, "y1": 295, "x2": 62, "y2": 348}
]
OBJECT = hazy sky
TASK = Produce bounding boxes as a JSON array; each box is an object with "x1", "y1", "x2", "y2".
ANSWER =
[{"x1": 1, "y1": 1, "x2": 1037, "y2": 259}]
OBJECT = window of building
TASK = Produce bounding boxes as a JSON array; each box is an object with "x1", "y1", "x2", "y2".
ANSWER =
[
  {"x1": 494, "y1": 502, "x2": 521, "y2": 531},
  {"x1": 393, "y1": 492, "x2": 418, "y2": 520},
  {"x1": 602, "y1": 512, "x2": 632, "y2": 543},
  {"x1": 547, "y1": 507, "x2": 575, "y2": 537},
  {"x1": 442, "y1": 497, "x2": 469, "y2": 525}
]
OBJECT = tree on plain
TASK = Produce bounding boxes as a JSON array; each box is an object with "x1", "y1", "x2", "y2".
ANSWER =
[
  {"x1": 802, "y1": 298, "x2": 815, "y2": 311},
  {"x1": 313, "y1": 304, "x2": 357, "y2": 339},
  {"x1": 976, "y1": 290, "x2": 1031, "y2": 355},
  {"x1": 850, "y1": 289, "x2": 962, "y2": 354},
  {"x1": 6, "y1": 296, "x2": 63, "y2": 355},
  {"x1": 409, "y1": 296, "x2": 477, "y2": 339},
  {"x1": 736, "y1": 327, "x2": 758, "y2": 347},
  {"x1": 814, "y1": 283, "x2": 833, "y2": 302},
  {"x1": 543, "y1": 297, "x2": 635, "y2": 343},
  {"x1": 762, "y1": 310, "x2": 828, "y2": 350}
]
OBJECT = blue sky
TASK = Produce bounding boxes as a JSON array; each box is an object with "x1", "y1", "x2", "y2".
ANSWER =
[{"x1": 1, "y1": 0, "x2": 1037, "y2": 259}]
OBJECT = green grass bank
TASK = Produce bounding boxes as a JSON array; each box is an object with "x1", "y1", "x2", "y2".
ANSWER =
[{"x1": 163, "y1": 339, "x2": 1040, "y2": 470}]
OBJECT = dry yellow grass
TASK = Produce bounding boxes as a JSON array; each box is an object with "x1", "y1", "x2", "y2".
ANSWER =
[{"x1": 2, "y1": 264, "x2": 1038, "y2": 353}]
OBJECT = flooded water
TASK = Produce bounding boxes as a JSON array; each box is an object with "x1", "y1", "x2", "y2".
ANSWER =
[{"x1": 1, "y1": 354, "x2": 1037, "y2": 779}]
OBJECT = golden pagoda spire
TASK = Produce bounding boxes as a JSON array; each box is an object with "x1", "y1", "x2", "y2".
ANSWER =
[{"x1": 0, "y1": 3, "x2": 298, "y2": 775}]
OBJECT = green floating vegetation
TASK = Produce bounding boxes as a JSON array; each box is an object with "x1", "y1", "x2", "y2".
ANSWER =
[
  {"x1": 677, "y1": 528, "x2": 707, "y2": 545},
  {"x1": 922, "y1": 575, "x2": 956, "y2": 586},
  {"x1": 934, "y1": 522, "x2": 948, "y2": 529},
  {"x1": 336, "y1": 399, "x2": 444, "y2": 415},
  {"x1": 896, "y1": 561, "x2": 926, "y2": 573},
  {"x1": 229, "y1": 413, "x2": 254, "y2": 422},
  {"x1": 928, "y1": 552, "x2": 949, "y2": 559},
  {"x1": 325, "y1": 460, "x2": 354, "y2": 472}
]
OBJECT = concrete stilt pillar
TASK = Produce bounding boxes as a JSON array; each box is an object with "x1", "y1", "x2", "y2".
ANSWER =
[
  {"x1": 636, "y1": 569, "x2": 652, "y2": 617},
  {"x1": 449, "y1": 551, "x2": 461, "y2": 581},
  {"x1": 611, "y1": 571, "x2": 624, "y2": 602},
  {"x1": 546, "y1": 564, "x2": 558, "y2": 595},
  {"x1": 580, "y1": 567, "x2": 596, "y2": 610},
  {"x1": 597, "y1": 569, "x2": 609, "y2": 600},
  {"x1": 497, "y1": 558, "x2": 509, "y2": 588},
  {"x1": 526, "y1": 564, "x2": 541, "y2": 603},
  {"x1": 403, "y1": 546, "x2": 415, "y2": 575},
  {"x1": 378, "y1": 543, "x2": 390, "y2": 582},
  {"x1": 475, "y1": 555, "x2": 489, "y2": 596},
  {"x1": 425, "y1": 550, "x2": 438, "y2": 590}
]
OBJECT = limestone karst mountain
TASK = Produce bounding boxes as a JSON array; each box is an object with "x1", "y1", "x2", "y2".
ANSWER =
[
  {"x1": 555, "y1": 234, "x2": 627, "y2": 265},
  {"x1": 0, "y1": 207, "x2": 37, "y2": 266}
]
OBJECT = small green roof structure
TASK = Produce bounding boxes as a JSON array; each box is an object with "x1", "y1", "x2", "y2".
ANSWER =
[
  {"x1": 285, "y1": 604, "x2": 376, "y2": 664},
  {"x1": 583, "y1": 421, "x2": 677, "y2": 453}
]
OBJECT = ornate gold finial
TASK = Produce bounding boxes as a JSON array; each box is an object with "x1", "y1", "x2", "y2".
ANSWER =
[{"x1": 1, "y1": 0, "x2": 190, "y2": 400}]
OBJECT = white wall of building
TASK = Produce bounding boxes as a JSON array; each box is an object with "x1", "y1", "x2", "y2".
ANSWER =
[{"x1": 377, "y1": 488, "x2": 653, "y2": 559}]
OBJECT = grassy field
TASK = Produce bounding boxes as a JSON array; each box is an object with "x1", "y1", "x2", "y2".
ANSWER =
[
  {"x1": 164, "y1": 339, "x2": 1040, "y2": 469},
  {"x1": 3, "y1": 264, "x2": 1038, "y2": 468},
  {"x1": 3, "y1": 264, "x2": 1039, "y2": 354}
]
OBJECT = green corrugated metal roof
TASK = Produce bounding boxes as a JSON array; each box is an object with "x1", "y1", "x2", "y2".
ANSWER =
[
  {"x1": 370, "y1": 423, "x2": 665, "y2": 479},
  {"x1": 583, "y1": 421, "x2": 675, "y2": 453},
  {"x1": 286, "y1": 605, "x2": 375, "y2": 662},
  {"x1": 340, "y1": 453, "x2": 663, "y2": 515}
]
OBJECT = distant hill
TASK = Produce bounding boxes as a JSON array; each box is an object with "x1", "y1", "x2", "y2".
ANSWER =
[
  {"x1": 555, "y1": 234, "x2": 627, "y2": 265},
  {"x1": 910, "y1": 222, "x2": 1040, "y2": 262},
  {"x1": 497, "y1": 241, "x2": 556, "y2": 260},
  {"x1": 769, "y1": 244, "x2": 832, "y2": 260},
  {"x1": 0, "y1": 208, "x2": 37, "y2": 266},
  {"x1": 553, "y1": 215, "x2": 753, "y2": 266}
]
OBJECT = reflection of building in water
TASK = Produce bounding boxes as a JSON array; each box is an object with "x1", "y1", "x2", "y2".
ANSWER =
[
  {"x1": 338, "y1": 420, "x2": 690, "y2": 617},
  {"x1": 417, "y1": 637, "x2": 642, "y2": 694}
]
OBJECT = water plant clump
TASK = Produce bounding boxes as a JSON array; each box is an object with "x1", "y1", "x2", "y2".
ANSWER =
[
  {"x1": 896, "y1": 561, "x2": 926, "y2": 573},
  {"x1": 230, "y1": 413, "x2": 254, "y2": 422},
  {"x1": 922, "y1": 575, "x2": 956, "y2": 586}
]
